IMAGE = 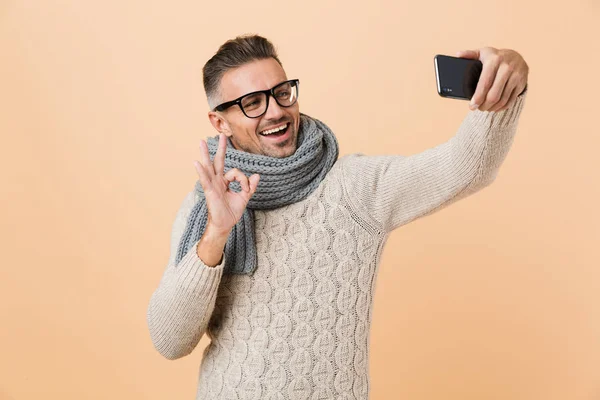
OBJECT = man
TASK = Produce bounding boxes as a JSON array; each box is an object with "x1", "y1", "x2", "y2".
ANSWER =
[{"x1": 147, "y1": 34, "x2": 528, "y2": 399}]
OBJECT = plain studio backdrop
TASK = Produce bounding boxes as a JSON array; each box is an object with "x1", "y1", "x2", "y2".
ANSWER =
[{"x1": 1, "y1": 1, "x2": 598, "y2": 399}]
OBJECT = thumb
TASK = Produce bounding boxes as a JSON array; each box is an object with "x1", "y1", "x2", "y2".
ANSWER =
[
  {"x1": 456, "y1": 49, "x2": 479, "y2": 59},
  {"x1": 249, "y1": 174, "x2": 260, "y2": 193}
]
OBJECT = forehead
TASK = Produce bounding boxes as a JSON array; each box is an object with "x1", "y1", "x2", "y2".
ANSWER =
[{"x1": 219, "y1": 58, "x2": 288, "y2": 101}]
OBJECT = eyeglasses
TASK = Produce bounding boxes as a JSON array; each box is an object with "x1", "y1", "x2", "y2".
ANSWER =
[{"x1": 213, "y1": 79, "x2": 300, "y2": 118}]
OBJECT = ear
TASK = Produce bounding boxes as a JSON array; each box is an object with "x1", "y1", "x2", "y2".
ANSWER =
[{"x1": 208, "y1": 111, "x2": 233, "y2": 138}]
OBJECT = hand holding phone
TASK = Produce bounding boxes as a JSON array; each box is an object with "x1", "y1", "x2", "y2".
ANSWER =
[{"x1": 435, "y1": 48, "x2": 529, "y2": 112}]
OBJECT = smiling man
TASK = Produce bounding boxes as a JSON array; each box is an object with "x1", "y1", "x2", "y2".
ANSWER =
[{"x1": 146, "y1": 34, "x2": 529, "y2": 399}]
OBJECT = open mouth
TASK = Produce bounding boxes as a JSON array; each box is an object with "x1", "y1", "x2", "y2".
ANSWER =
[{"x1": 259, "y1": 122, "x2": 290, "y2": 140}]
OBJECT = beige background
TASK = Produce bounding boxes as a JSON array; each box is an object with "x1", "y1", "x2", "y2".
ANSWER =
[{"x1": 1, "y1": 0, "x2": 599, "y2": 399}]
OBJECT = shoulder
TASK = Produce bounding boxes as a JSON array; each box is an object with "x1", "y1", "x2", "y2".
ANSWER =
[
  {"x1": 179, "y1": 189, "x2": 198, "y2": 212},
  {"x1": 330, "y1": 152, "x2": 377, "y2": 182},
  {"x1": 325, "y1": 153, "x2": 373, "y2": 197},
  {"x1": 332, "y1": 152, "x2": 368, "y2": 172},
  {"x1": 171, "y1": 189, "x2": 198, "y2": 229}
]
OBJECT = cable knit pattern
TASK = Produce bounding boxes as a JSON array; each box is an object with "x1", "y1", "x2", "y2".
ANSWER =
[{"x1": 147, "y1": 89, "x2": 527, "y2": 399}]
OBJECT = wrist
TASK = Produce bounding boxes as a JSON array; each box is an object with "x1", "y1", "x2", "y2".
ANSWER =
[
  {"x1": 196, "y1": 226, "x2": 228, "y2": 268},
  {"x1": 204, "y1": 223, "x2": 231, "y2": 242}
]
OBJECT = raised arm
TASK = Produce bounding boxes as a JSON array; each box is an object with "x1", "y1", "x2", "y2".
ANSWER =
[
  {"x1": 339, "y1": 87, "x2": 527, "y2": 234},
  {"x1": 146, "y1": 190, "x2": 226, "y2": 360},
  {"x1": 147, "y1": 131, "x2": 259, "y2": 359}
]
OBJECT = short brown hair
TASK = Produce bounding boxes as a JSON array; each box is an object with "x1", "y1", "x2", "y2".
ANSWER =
[{"x1": 203, "y1": 34, "x2": 283, "y2": 109}]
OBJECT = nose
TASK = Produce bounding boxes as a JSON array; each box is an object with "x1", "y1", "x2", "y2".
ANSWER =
[{"x1": 263, "y1": 94, "x2": 285, "y2": 121}]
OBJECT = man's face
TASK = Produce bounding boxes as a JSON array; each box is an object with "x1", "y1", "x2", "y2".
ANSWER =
[{"x1": 208, "y1": 58, "x2": 300, "y2": 158}]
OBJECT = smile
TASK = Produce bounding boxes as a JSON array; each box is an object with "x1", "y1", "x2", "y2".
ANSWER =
[{"x1": 259, "y1": 122, "x2": 289, "y2": 136}]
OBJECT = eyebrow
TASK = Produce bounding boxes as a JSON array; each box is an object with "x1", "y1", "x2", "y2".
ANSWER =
[{"x1": 234, "y1": 79, "x2": 289, "y2": 98}]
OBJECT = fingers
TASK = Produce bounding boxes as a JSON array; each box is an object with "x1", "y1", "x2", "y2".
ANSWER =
[
  {"x1": 213, "y1": 133, "x2": 226, "y2": 175},
  {"x1": 195, "y1": 136, "x2": 260, "y2": 199},
  {"x1": 487, "y1": 86, "x2": 512, "y2": 112},
  {"x1": 491, "y1": 86, "x2": 515, "y2": 112},
  {"x1": 195, "y1": 138, "x2": 220, "y2": 193},
  {"x1": 223, "y1": 169, "x2": 260, "y2": 198},
  {"x1": 198, "y1": 139, "x2": 215, "y2": 176},
  {"x1": 495, "y1": 85, "x2": 519, "y2": 112},
  {"x1": 488, "y1": 73, "x2": 519, "y2": 112},
  {"x1": 224, "y1": 168, "x2": 250, "y2": 192},
  {"x1": 469, "y1": 53, "x2": 502, "y2": 110},
  {"x1": 193, "y1": 159, "x2": 212, "y2": 191},
  {"x1": 478, "y1": 62, "x2": 511, "y2": 111}
]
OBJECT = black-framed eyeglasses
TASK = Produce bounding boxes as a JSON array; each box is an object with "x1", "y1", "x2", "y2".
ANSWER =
[{"x1": 213, "y1": 79, "x2": 300, "y2": 118}]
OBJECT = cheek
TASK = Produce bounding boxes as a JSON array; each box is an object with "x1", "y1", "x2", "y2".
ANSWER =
[
  {"x1": 251, "y1": 121, "x2": 261, "y2": 135},
  {"x1": 236, "y1": 121, "x2": 259, "y2": 137},
  {"x1": 287, "y1": 111, "x2": 299, "y2": 132},
  {"x1": 295, "y1": 111, "x2": 301, "y2": 132}
]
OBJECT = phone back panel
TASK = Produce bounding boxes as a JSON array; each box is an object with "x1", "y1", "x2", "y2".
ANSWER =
[{"x1": 434, "y1": 55, "x2": 483, "y2": 100}]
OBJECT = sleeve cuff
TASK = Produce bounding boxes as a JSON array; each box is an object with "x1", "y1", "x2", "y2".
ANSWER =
[{"x1": 174, "y1": 239, "x2": 225, "y2": 296}]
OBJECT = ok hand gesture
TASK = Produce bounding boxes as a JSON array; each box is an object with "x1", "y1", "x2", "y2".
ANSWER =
[{"x1": 193, "y1": 133, "x2": 260, "y2": 236}]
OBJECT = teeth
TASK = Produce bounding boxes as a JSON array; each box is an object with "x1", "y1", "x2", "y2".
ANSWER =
[{"x1": 260, "y1": 123, "x2": 288, "y2": 135}]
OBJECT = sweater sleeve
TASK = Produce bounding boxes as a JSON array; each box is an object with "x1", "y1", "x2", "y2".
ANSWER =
[
  {"x1": 339, "y1": 87, "x2": 528, "y2": 234},
  {"x1": 146, "y1": 190, "x2": 225, "y2": 360}
]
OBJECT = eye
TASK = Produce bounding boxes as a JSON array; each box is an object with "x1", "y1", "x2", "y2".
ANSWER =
[{"x1": 242, "y1": 97, "x2": 262, "y2": 109}]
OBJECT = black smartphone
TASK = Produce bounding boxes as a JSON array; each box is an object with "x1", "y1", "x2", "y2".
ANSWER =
[{"x1": 434, "y1": 54, "x2": 483, "y2": 100}]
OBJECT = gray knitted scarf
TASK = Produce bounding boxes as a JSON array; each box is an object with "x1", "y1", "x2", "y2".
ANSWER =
[{"x1": 174, "y1": 112, "x2": 339, "y2": 275}]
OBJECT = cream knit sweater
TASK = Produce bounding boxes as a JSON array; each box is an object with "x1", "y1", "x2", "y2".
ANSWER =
[{"x1": 147, "y1": 89, "x2": 527, "y2": 399}]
